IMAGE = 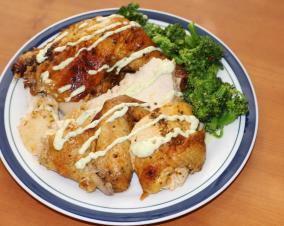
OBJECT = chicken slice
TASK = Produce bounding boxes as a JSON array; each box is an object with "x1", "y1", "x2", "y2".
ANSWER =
[
  {"x1": 130, "y1": 101, "x2": 206, "y2": 199},
  {"x1": 39, "y1": 95, "x2": 149, "y2": 194},
  {"x1": 12, "y1": 15, "x2": 164, "y2": 102}
]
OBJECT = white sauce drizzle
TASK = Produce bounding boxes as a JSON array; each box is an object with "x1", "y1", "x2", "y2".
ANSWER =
[
  {"x1": 40, "y1": 71, "x2": 52, "y2": 84},
  {"x1": 52, "y1": 22, "x2": 140, "y2": 71},
  {"x1": 107, "y1": 46, "x2": 161, "y2": 74},
  {"x1": 105, "y1": 106, "x2": 129, "y2": 123},
  {"x1": 88, "y1": 64, "x2": 109, "y2": 75},
  {"x1": 78, "y1": 22, "x2": 88, "y2": 29},
  {"x1": 53, "y1": 102, "x2": 150, "y2": 150},
  {"x1": 76, "y1": 108, "x2": 99, "y2": 125},
  {"x1": 54, "y1": 22, "x2": 126, "y2": 53},
  {"x1": 96, "y1": 14, "x2": 123, "y2": 22},
  {"x1": 86, "y1": 19, "x2": 111, "y2": 31},
  {"x1": 64, "y1": 85, "x2": 86, "y2": 102},
  {"x1": 36, "y1": 31, "x2": 68, "y2": 63},
  {"x1": 53, "y1": 119, "x2": 72, "y2": 149},
  {"x1": 78, "y1": 128, "x2": 101, "y2": 154},
  {"x1": 75, "y1": 114, "x2": 199, "y2": 169},
  {"x1": 58, "y1": 84, "x2": 72, "y2": 93},
  {"x1": 87, "y1": 46, "x2": 161, "y2": 76},
  {"x1": 131, "y1": 115, "x2": 199, "y2": 158},
  {"x1": 52, "y1": 57, "x2": 74, "y2": 71}
]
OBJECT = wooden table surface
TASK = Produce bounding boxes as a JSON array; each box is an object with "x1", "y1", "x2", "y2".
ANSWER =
[{"x1": 0, "y1": 0, "x2": 283, "y2": 225}]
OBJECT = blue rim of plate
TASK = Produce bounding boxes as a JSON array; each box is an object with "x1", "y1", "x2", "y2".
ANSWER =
[{"x1": 0, "y1": 8, "x2": 258, "y2": 225}]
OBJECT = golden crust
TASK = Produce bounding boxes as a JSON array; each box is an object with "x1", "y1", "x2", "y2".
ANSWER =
[
  {"x1": 39, "y1": 95, "x2": 150, "y2": 194},
  {"x1": 12, "y1": 16, "x2": 164, "y2": 102},
  {"x1": 131, "y1": 101, "x2": 206, "y2": 199}
]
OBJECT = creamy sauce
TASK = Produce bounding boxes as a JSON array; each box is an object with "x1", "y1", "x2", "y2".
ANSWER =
[
  {"x1": 52, "y1": 58, "x2": 74, "y2": 71},
  {"x1": 131, "y1": 115, "x2": 199, "y2": 157},
  {"x1": 106, "y1": 46, "x2": 161, "y2": 74},
  {"x1": 78, "y1": 128, "x2": 101, "y2": 154},
  {"x1": 75, "y1": 108, "x2": 99, "y2": 125},
  {"x1": 87, "y1": 46, "x2": 161, "y2": 76},
  {"x1": 40, "y1": 71, "x2": 52, "y2": 84},
  {"x1": 58, "y1": 84, "x2": 72, "y2": 93},
  {"x1": 52, "y1": 21, "x2": 140, "y2": 71},
  {"x1": 105, "y1": 106, "x2": 129, "y2": 123},
  {"x1": 75, "y1": 114, "x2": 199, "y2": 169},
  {"x1": 54, "y1": 22, "x2": 127, "y2": 53},
  {"x1": 88, "y1": 64, "x2": 109, "y2": 75},
  {"x1": 78, "y1": 22, "x2": 88, "y2": 29},
  {"x1": 96, "y1": 14, "x2": 123, "y2": 22},
  {"x1": 53, "y1": 119, "x2": 72, "y2": 150},
  {"x1": 65, "y1": 85, "x2": 86, "y2": 102},
  {"x1": 53, "y1": 102, "x2": 150, "y2": 150},
  {"x1": 36, "y1": 31, "x2": 68, "y2": 63}
]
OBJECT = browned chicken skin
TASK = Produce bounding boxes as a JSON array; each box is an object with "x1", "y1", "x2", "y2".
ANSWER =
[
  {"x1": 39, "y1": 95, "x2": 150, "y2": 194},
  {"x1": 14, "y1": 14, "x2": 206, "y2": 199},
  {"x1": 130, "y1": 101, "x2": 206, "y2": 199},
  {"x1": 12, "y1": 16, "x2": 164, "y2": 102}
]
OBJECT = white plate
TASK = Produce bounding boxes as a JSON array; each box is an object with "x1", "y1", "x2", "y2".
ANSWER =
[{"x1": 0, "y1": 8, "x2": 258, "y2": 225}]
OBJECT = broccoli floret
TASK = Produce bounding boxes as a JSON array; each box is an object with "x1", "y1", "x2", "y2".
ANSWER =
[
  {"x1": 143, "y1": 23, "x2": 164, "y2": 38},
  {"x1": 185, "y1": 23, "x2": 200, "y2": 48},
  {"x1": 164, "y1": 24, "x2": 186, "y2": 46},
  {"x1": 187, "y1": 81, "x2": 248, "y2": 136},
  {"x1": 117, "y1": 3, "x2": 148, "y2": 26},
  {"x1": 152, "y1": 34, "x2": 179, "y2": 59},
  {"x1": 184, "y1": 37, "x2": 223, "y2": 74}
]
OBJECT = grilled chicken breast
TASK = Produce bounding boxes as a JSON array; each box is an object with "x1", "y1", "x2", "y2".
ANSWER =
[
  {"x1": 12, "y1": 15, "x2": 164, "y2": 102},
  {"x1": 130, "y1": 101, "x2": 206, "y2": 199},
  {"x1": 39, "y1": 95, "x2": 149, "y2": 194}
]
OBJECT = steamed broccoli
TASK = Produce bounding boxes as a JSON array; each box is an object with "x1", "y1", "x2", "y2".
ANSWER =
[
  {"x1": 118, "y1": 3, "x2": 248, "y2": 137},
  {"x1": 117, "y1": 3, "x2": 148, "y2": 26}
]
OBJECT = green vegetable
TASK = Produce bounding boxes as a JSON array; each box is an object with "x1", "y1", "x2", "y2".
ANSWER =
[
  {"x1": 118, "y1": 3, "x2": 248, "y2": 136},
  {"x1": 117, "y1": 3, "x2": 148, "y2": 26}
]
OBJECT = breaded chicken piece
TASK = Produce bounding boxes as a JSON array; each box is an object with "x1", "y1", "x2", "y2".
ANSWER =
[
  {"x1": 39, "y1": 95, "x2": 149, "y2": 194},
  {"x1": 130, "y1": 101, "x2": 206, "y2": 199}
]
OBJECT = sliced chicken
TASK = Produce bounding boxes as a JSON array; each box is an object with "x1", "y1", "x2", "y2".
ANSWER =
[
  {"x1": 39, "y1": 95, "x2": 149, "y2": 194},
  {"x1": 130, "y1": 101, "x2": 206, "y2": 199},
  {"x1": 12, "y1": 15, "x2": 164, "y2": 102}
]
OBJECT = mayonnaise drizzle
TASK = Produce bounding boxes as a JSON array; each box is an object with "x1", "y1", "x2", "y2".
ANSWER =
[
  {"x1": 78, "y1": 128, "x2": 101, "y2": 154},
  {"x1": 75, "y1": 114, "x2": 199, "y2": 169},
  {"x1": 96, "y1": 14, "x2": 123, "y2": 22},
  {"x1": 40, "y1": 71, "x2": 52, "y2": 84},
  {"x1": 64, "y1": 85, "x2": 86, "y2": 102},
  {"x1": 54, "y1": 22, "x2": 127, "y2": 53},
  {"x1": 53, "y1": 102, "x2": 150, "y2": 150},
  {"x1": 107, "y1": 46, "x2": 161, "y2": 74},
  {"x1": 52, "y1": 21, "x2": 140, "y2": 71},
  {"x1": 131, "y1": 116, "x2": 199, "y2": 158},
  {"x1": 78, "y1": 22, "x2": 88, "y2": 29},
  {"x1": 88, "y1": 64, "x2": 109, "y2": 75},
  {"x1": 76, "y1": 108, "x2": 99, "y2": 125},
  {"x1": 56, "y1": 39, "x2": 157, "y2": 94},
  {"x1": 36, "y1": 31, "x2": 68, "y2": 63},
  {"x1": 87, "y1": 46, "x2": 161, "y2": 76},
  {"x1": 53, "y1": 119, "x2": 72, "y2": 149},
  {"x1": 58, "y1": 84, "x2": 72, "y2": 93}
]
